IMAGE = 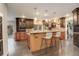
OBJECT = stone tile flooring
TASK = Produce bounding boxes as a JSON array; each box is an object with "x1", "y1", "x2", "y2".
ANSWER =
[{"x1": 8, "y1": 36, "x2": 79, "y2": 56}]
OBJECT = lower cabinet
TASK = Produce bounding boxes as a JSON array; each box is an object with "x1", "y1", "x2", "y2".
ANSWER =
[
  {"x1": 15, "y1": 32, "x2": 28, "y2": 41},
  {"x1": 73, "y1": 33, "x2": 79, "y2": 47},
  {"x1": 0, "y1": 40, "x2": 3, "y2": 56}
]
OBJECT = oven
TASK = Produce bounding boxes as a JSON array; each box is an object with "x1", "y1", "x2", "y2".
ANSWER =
[{"x1": 0, "y1": 40, "x2": 3, "y2": 56}]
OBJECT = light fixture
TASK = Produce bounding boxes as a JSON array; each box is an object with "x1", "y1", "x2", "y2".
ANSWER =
[
  {"x1": 34, "y1": 17, "x2": 37, "y2": 20},
  {"x1": 52, "y1": 12, "x2": 56, "y2": 18},
  {"x1": 44, "y1": 14, "x2": 48, "y2": 17},
  {"x1": 34, "y1": 8, "x2": 39, "y2": 20},
  {"x1": 51, "y1": 12, "x2": 56, "y2": 21},
  {"x1": 33, "y1": 8, "x2": 49, "y2": 21},
  {"x1": 36, "y1": 12, "x2": 39, "y2": 16},
  {"x1": 22, "y1": 14, "x2": 26, "y2": 18},
  {"x1": 34, "y1": 8, "x2": 40, "y2": 16},
  {"x1": 66, "y1": 14, "x2": 70, "y2": 17},
  {"x1": 44, "y1": 10, "x2": 48, "y2": 17},
  {"x1": 45, "y1": 19, "x2": 48, "y2": 22}
]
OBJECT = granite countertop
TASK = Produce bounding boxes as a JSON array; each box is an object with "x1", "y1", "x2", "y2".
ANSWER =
[{"x1": 30, "y1": 28, "x2": 65, "y2": 34}]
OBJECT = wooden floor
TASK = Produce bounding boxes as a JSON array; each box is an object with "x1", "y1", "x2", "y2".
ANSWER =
[{"x1": 8, "y1": 35, "x2": 79, "y2": 56}]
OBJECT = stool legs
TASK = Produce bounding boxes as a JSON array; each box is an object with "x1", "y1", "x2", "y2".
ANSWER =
[
  {"x1": 51, "y1": 37, "x2": 57, "y2": 48},
  {"x1": 50, "y1": 39, "x2": 54, "y2": 47}
]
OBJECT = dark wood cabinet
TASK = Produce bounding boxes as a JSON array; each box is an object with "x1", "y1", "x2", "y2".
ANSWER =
[
  {"x1": 72, "y1": 7, "x2": 79, "y2": 26},
  {"x1": 73, "y1": 33, "x2": 79, "y2": 47},
  {"x1": 0, "y1": 40, "x2": 3, "y2": 56},
  {"x1": 15, "y1": 18, "x2": 34, "y2": 41},
  {"x1": 59, "y1": 17, "x2": 65, "y2": 28},
  {"x1": 0, "y1": 16, "x2": 3, "y2": 56},
  {"x1": 72, "y1": 7, "x2": 79, "y2": 47},
  {"x1": 16, "y1": 18, "x2": 34, "y2": 32},
  {"x1": 0, "y1": 17, "x2": 2, "y2": 39},
  {"x1": 15, "y1": 32, "x2": 29, "y2": 41}
]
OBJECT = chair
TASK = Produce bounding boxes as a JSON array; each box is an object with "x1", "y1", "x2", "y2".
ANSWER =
[
  {"x1": 55, "y1": 32, "x2": 61, "y2": 48},
  {"x1": 54, "y1": 32, "x2": 65, "y2": 48},
  {"x1": 40, "y1": 32, "x2": 53, "y2": 54}
]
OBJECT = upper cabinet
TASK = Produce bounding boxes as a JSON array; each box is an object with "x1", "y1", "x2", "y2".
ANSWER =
[
  {"x1": 59, "y1": 17, "x2": 65, "y2": 28},
  {"x1": 72, "y1": 7, "x2": 79, "y2": 25},
  {"x1": 16, "y1": 18, "x2": 34, "y2": 32}
]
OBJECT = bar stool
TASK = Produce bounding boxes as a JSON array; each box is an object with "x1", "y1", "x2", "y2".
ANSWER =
[
  {"x1": 60, "y1": 32, "x2": 65, "y2": 48},
  {"x1": 55, "y1": 32, "x2": 61, "y2": 48},
  {"x1": 40, "y1": 32, "x2": 53, "y2": 55},
  {"x1": 54, "y1": 32, "x2": 65, "y2": 48},
  {"x1": 54, "y1": 32, "x2": 65, "y2": 54}
]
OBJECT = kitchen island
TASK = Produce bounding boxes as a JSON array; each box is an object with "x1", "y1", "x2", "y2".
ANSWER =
[{"x1": 29, "y1": 28, "x2": 65, "y2": 52}]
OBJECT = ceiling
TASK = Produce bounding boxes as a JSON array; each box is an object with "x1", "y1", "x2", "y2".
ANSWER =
[{"x1": 6, "y1": 3, "x2": 79, "y2": 20}]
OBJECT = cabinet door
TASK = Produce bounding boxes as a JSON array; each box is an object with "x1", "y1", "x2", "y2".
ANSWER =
[
  {"x1": 73, "y1": 12, "x2": 77, "y2": 25},
  {"x1": 74, "y1": 34, "x2": 79, "y2": 47},
  {"x1": 78, "y1": 10, "x2": 79, "y2": 25},
  {"x1": 0, "y1": 40, "x2": 3, "y2": 56},
  {"x1": 0, "y1": 17, "x2": 2, "y2": 39}
]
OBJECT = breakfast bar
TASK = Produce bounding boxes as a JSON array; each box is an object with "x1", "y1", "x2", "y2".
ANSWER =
[{"x1": 29, "y1": 28, "x2": 65, "y2": 52}]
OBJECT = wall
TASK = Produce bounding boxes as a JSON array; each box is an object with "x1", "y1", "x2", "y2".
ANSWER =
[
  {"x1": 0, "y1": 3, "x2": 8, "y2": 56},
  {"x1": 8, "y1": 21, "x2": 16, "y2": 37},
  {"x1": 7, "y1": 8, "x2": 16, "y2": 37}
]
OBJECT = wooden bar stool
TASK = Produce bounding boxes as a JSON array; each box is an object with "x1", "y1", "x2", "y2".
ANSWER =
[
  {"x1": 55, "y1": 32, "x2": 61, "y2": 48},
  {"x1": 60, "y1": 32, "x2": 65, "y2": 48},
  {"x1": 40, "y1": 32, "x2": 53, "y2": 55},
  {"x1": 51, "y1": 32, "x2": 57, "y2": 47},
  {"x1": 54, "y1": 32, "x2": 65, "y2": 49},
  {"x1": 51, "y1": 32, "x2": 61, "y2": 49}
]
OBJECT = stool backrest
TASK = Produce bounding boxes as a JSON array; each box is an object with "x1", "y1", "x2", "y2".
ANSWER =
[
  {"x1": 56, "y1": 31, "x2": 61, "y2": 37},
  {"x1": 46, "y1": 32, "x2": 52, "y2": 39}
]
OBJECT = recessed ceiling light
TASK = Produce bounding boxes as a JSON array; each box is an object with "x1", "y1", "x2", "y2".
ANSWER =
[
  {"x1": 34, "y1": 17, "x2": 37, "y2": 20},
  {"x1": 44, "y1": 13, "x2": 48, "y2": 17},
  {"x1": 34, "y1": 8, "x2": 40, "y2": 16},
  {"x1": 66, "y1": 14, "x2": 70, "y2": 17},
  {"x1": 36, "y1": 12, "x2": 39, "y2": 15},
  {"x1": 22, "y1": 14, "x2": 26, "y2": 18},
  {"x1": 44, "y1": 10, "x2": 48, "y2": 17}
]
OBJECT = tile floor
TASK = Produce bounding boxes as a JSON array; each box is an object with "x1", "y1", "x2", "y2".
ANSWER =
[{"x1": 8, "y1": 35, "x2": 79, "y2": 56}]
